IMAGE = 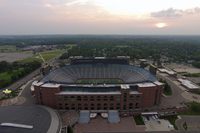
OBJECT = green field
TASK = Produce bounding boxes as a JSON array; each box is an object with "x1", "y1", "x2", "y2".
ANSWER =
[
  {"x1": 19, "y1": 49, "x2": 65, "y2": 63},
  {"x1": 0, "y1": 45, "x2": 17, "y2": 52},
  {"x1": 40, "y1": 49, "x2": 65, "y2": 61},
  {"x1": 76, "y1": 78, "x2": 124, "y2": 84},
  {"x1": 180, "y1": 102, "x2": 200, "y2": 115},
  {"x1": 183, "y1": 73, "x2": 200, "y2": 77},
  {"x1": 0, "y1": 48, "x2": 66, "y2": 88}
]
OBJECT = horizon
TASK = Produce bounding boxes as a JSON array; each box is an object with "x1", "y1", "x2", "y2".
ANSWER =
[{"x1": 1, "y1": 34, "x2": 200, "y2": 37}]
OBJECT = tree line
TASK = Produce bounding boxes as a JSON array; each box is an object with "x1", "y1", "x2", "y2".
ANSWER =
[{"x1": 0, "y1": 61, "x2": 41, "y2": 88}]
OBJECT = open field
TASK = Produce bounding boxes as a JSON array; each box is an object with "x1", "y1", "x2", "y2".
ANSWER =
[
  {"x1": 0, "y1": 52, "x2": 33, "y2": 62},
  {"x1": 0, "y1": 45, "x2": 17, "y2": 52},
  {"x1": 40, "y1": 49, "x2": 65, "y2": 61},
  {"x1": 180, "y1": 102, "x2": 200, "y2": 115},
  {"x1": 166, "y1": 63, "x2": 200, "y2": 74},
  {"x1": 19, "y1": 49, "x2": 65, "y2": 63}
]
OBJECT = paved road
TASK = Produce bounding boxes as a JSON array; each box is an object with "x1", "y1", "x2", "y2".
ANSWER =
[
  {"x1": 176, "y1": 116, "x2": 200, "y2": 131},
  {"x1": 86, "y1": 131, "x2": 200, "y2": 133},
  {"x1": 41, "y1": 106, "x2": 62, "y2": 133},
  {"x1": 157, "y1": 72, "x2": 188, "y2": 108},
  {"x1": 19, "y1": 76, "x2": 41, "y2": 106}
]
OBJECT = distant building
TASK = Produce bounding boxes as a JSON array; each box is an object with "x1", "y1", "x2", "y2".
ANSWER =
[
  {"x1": 178, "y1": 78, "x2": 200, "y2": 92},
  {"x1": 139, "y1": 59, "x2": 148, "y2": 68},
  {"x1": 158, "y1": 68, "x2": 177, "y2": 76}
]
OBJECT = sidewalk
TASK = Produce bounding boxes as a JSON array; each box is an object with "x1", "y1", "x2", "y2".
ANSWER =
[
  {"x1": 0, "y1": 96, "x2": 25, "y2": 106},
  {"x1": 41, "y1": 106, "x2": 62, "y2": 133}
]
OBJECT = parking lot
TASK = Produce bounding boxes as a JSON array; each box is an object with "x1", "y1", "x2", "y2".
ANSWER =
[{"x1": 142, "y1": 114, "x2": 174, "y2": 131}]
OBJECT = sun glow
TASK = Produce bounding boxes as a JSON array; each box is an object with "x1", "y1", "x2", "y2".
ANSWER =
[{"x1": 155, "y1": 23, "x2": 168, "y2": 28}]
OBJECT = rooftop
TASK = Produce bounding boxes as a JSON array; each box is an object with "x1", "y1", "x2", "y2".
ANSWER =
[
  {"x1": 154, "y1": 81, "x2": 164, "y2": 86},
  {"x1": 32, "y1": 81, "x2": 44, "y2": 87},
  {"x1": 120, "y1": 85, "x2": 130, "y2": 89},
  {"x1": 56, "y1": 91, "x2": 121, "y2": 95},
  {"x1": 0, "y1": 106, "x2": 52, "y2": 133},
  {"x1": 137, "y1": 83, "x2": 156, "y2": 87},
  {"x1": 41, "y1": 83, "x2": 60, "y2": 88},
  {"x1": 178, "y1": 78, "x2": 199, "y2": 89},
  {"x1": 158, "y1": 68, "x2": 176, "y2": 75}
]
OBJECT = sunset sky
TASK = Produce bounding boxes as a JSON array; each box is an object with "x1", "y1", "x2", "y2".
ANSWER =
[{"x1": 0, "y1": 0, "x2": 200, "y2": 35}]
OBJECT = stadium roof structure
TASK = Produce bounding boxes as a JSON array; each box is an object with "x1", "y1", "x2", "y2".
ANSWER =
[
  {"x1": 0, "y1": 106, "x2": 60, "y2": 133},
  {"x1": 41, "y1": 64, "x2": 157, "y2": 84}
]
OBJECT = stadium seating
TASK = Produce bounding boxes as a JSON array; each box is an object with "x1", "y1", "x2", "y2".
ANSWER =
[{"x1": 41, "y1": 64, "x2": 157, "y2": 84}]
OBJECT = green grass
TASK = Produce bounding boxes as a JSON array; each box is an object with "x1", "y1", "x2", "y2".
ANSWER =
[
  {"x1": 0, "y1": 68, "x2": 25, "y2": 88},
  {"x1": 183, "y1": 73, "x2": 200, "y2": 77},
  {"x1": 134, "y1": 115, "x2": 145, "y2": 125},
  {"x1": 160, "y1": 115, "x2": 178, "y2": 130},
  {"x1": 180, "y1": 102, "x2": 200, "y2": 115},
  {"x1": 19, "y1": 49, "x2": 65, "y2": 63},
  {"x1": 0, "y1": 72, "x2": 13, "y2": 88},
  {"x1": 161, "y1": 80, "x2": 172, "y2": 96},
  {"x1": 0, "y1": 45, "x2": 17, "y2": 52},
  {"x1": 0, "y1": 72, "x2": 12, "y2": 82},
  {"x1": 19, "y1": 56, "x2": 42, "y2": 63},
  {"x1": 40, "y1": 49, "x2": 65, "y2": 61}
]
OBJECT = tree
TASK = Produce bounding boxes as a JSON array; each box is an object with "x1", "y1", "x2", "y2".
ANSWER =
[{"x1": 67, "y1": 126, "x2": 73, "y2": 133}]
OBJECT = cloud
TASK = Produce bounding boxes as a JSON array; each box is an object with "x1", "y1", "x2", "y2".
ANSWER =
[
  {"x1": 151, "y1": 7, "x2": 200, "y2": 19},
  {"x1": 151, "y1": 8, "x2": 183, "y2": 18},
  {"x1": 64, "y1": 0, "x2": 89, "y2": 6}
]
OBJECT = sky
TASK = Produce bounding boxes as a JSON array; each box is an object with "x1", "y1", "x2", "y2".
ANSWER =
[{"x1": 0, "y1": 0, "x2": 200, "y2": 35}]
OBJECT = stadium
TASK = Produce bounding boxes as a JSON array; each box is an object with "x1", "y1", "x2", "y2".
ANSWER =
[{"x1": 33, "y1": 57, "x2": 163, "y2": 113}]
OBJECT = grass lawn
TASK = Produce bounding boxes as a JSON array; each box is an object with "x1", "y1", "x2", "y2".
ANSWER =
[
  {"x1": 19, "y1": 56, "x2": 42, "y2": 63},
  {"x1": 0, "y1": 45, "x2": 17, "y2": 52},
  {"x1": 134, "y1": 115, "x2": 145, "y2": 125},
  {"x1": 40, "y1": 49, "x2": 65, "y2": 61},
  {"x1": 180, "y1": 102, "x2": 200, "y2": 115},
  {"x1": 19, "y1": 49, "x2": 65, "y2": 63},
  {"x1": 183, "y1": 73, "x2": 200, "y2": 77}
]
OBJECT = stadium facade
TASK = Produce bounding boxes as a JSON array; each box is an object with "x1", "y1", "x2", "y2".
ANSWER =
[{"x1": 33, "y1": 57, "x2": 163, "y2": 112}]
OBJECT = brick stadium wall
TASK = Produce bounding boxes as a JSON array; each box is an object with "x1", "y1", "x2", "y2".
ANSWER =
[
  {"x1": 138, "y1": 85, "x2": 162, "y2": 108},
  {"x1": 35, "y1": 86, "x2": 60, "y2": 108},
  {"x1": 34, "y1": 84, "x2": 163, "y2": 111}
]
